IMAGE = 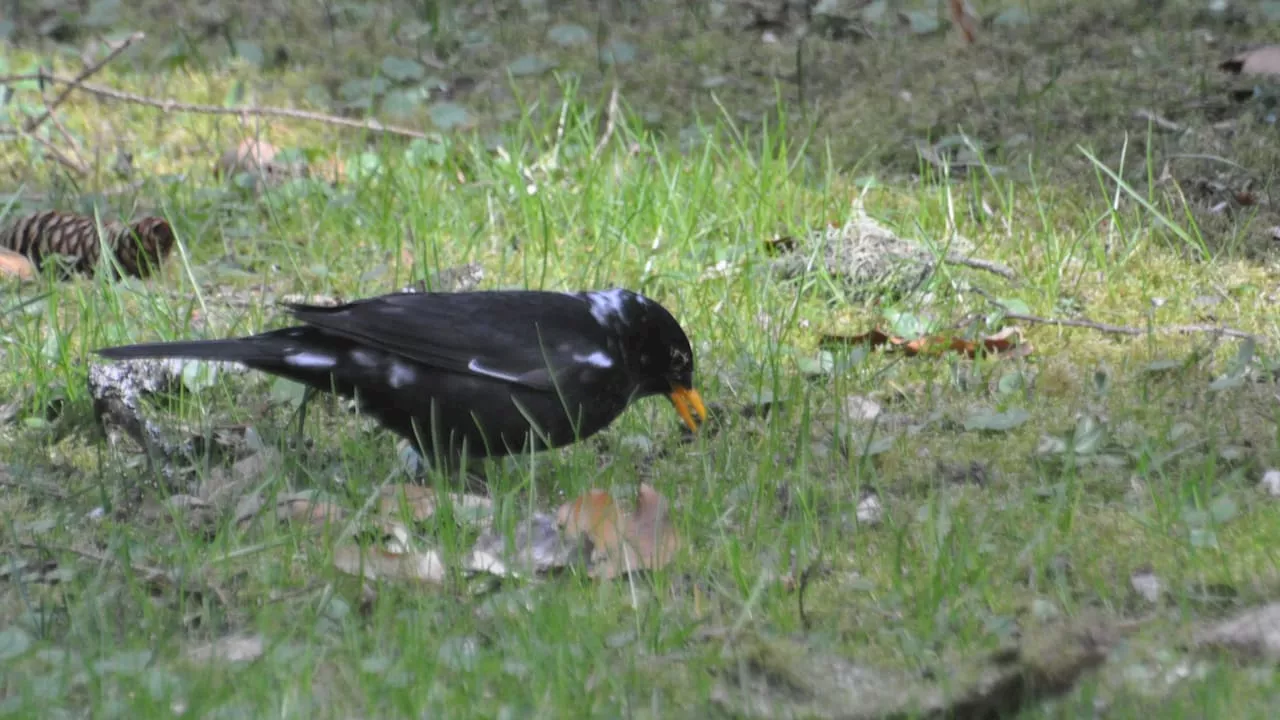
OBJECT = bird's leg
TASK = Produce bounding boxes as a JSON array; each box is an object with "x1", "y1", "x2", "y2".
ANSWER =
[
  {"x1": 397, "y1": 440, "x2": 427, "y2": 479},
  {"x1": 396, "y1": 440, "x2": 488, "y2": 494},
  {"x1": 463, "y1": 457, "x2": 490, "y2": 496},
  {"x1": 290, "y1": 386, "x2": 318, "y2": 450}
]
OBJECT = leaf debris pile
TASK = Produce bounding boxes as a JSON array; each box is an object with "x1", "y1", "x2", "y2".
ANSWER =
[{"x1": 267, "y1": 482, "x2": 680, "y2": 586}]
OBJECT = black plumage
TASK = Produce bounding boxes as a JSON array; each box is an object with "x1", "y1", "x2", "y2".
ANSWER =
[{"x1": 96, "y1": 288, "x2": 706, "y2": 469}]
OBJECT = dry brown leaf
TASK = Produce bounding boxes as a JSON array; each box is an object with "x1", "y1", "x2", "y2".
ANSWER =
[
  {"x1": 142, "y1": 493, "x2": 221, "y2": 539},
  {"x1": 1195, "y1": 602, "x2": 1280, "y2": 661},
  {"x1": 313, "y1": 155, "x2": 346, "y2": 184},
  {"x1": 334, "y1": 506, "x2": 448, "y2": 584},
  {"x1": 216, "y1": 139, "x2": 279, "y2": 177},
  {"x1": 275, "y1": 493, "x2": 347, "y2": 528},
  {"x1": 233, "y1": 494, "x2": 266, "y2": 528},
  {"x1": 0, "y1": 248, "x2": 36, "y2": 280},
  {"x1": 623, "y1": 484, "x2": 680, "y2": 572},
  {"x1": 820, "y1": 326, "x2": 1030, "y2": 359},
  {"x1": 376, "y1": 483, "x2": 492, "y2": 531},
  {"x1": 186, "y1": 634, "x2": 265, "y2": 664},
  {"x1": 378, "y1": 484, "x2": 442, "y2": 521},
  {"x1": 202, "y1": 447, "x2": 281, "y2": 506},
  {"x1": 558, "y1": 489, "x2": 626, "y2": 568},
  {"x1": 469, "y1": 512, "x2": 571, "y2": 578},
  {"x1": 276, "y1": 484, "x2": 494, "y2": 585},
  {"x1": 332, "y1": 543, "x2": 446, "y2": 584},
  {"x1": 948, "y1": 0, "x2": 977, "y2": 44},
  {"x1": 558, "y1": 484, "x2": 679, "y2": 579},
  {"x1": 1221, "y1": 46, "x2": 1280, "y2": 76}
]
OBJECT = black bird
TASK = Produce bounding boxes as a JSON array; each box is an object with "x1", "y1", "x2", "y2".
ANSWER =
[{"x1": 96, "y1": 288, "x2": 706, "y2": 470}]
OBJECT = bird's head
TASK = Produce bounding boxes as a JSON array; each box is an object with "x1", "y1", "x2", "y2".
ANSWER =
[{"x1": 597, "y1": 290, "x2": 707, "y2": 433}]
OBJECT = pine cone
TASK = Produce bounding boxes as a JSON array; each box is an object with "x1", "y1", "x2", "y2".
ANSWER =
[{"x1": 0, "y1": 211, "x2": 175, "y2": 279}]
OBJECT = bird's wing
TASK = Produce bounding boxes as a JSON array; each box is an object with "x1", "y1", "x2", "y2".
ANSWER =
[{"x1": 284, "y1": 291, "x2": 617, "y2": 391}]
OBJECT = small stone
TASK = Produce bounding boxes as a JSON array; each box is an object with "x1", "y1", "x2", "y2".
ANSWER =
[
  {"x1": 844, "y1": 395, "x2": 882, "y2": 423},
  {"x1": 855, "y1": 493, "x2": 883, "y2": 525},
  {"x1": 187, "y1": 634, "x2": 265, "y2": 664},
  {"x1": 1260, "y1": 469, "x2": 1280, "y2": 497},
  {"x1": 1131, "y1": 565, "x2": 1164, "y2": 604},
  {"x1": 215, "y1": 139, "x2": 279, "y2": 178},
  {"x1": 1030, "y1": 597, "x2": 1060, "y2": 621},
  {"x1": 1046, "y1": 553, "x2": 1073, "y2": 581},
  {"x1": 1194, "y1": 602, "x2": 1280, "y2": 661},
  {"x1": 617, "y1": 434, "x2": 655, "y2": 454}
]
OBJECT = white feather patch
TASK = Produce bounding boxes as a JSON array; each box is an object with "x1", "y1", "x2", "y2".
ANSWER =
[
  {"x1": 286, "y1": 351, "x2": 337, "y2": 369},
  {"x1": 349, "y1": 349, "x2": 378, "y2": 367},
  {"x1": 387, "y1": 361, "x2": 417, "y2": 388},
  {"x1": 584, "y1": 289, "x2": 631, "y2": 325},
  {"x1": 573, "y1": 351, "x2": 614, "y2": 368},
  {"x1": 467, "y1": 358, "x2": 522, "y2": 383}
]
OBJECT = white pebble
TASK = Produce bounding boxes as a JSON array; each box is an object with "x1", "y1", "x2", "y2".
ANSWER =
[
  {"x1": 1260, "y1": 469, "x2": 1280, "y2": 497},
  {"x1": 1130, "y1": 568, "x2": 1164, "y2": 604},
  {"x1": 856, "y1": 494, "x2": 883, "y2": 526}
]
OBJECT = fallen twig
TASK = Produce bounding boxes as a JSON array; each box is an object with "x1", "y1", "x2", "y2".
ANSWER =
[
  {"x1": 1133, "y1": 109, "x2": 1183, "y2": 133},
  {"x1": 19, "y1": 128, "x2": 89, "y2": 175},
  {"x1": 1, "y1": 177, "x2": 160, "y2": 204},
  {"x1": 0, "y1": 464, "x2": 70, "y2": 500},
  {"x1": 4, "y1": 33, "x2": 143, "y2": 176},
  {"x1": 796, "y1": 555, "x2": 823, "y2": 632},
  {"x1": 22, "y1": 32, "x2": 145, "y2": 134},
  {"x1": 967, "y1": 289, "x2": 1259, "y2": 341},
  {"x1": 1002, "y1": 311, "x2": 1258, "y2": 341},
  {"x1": 0, "y1": 72, "x2": 438, "y2": 141},
  {"x1": 592, "y1": 84, "x2": 620, "y2": 160},
  {"x1": 948, "y1": 0, "x2": 977, "y2": 44},
  {"x1": 939, "y1": 251, "x2": 1017, "y2": 280},
  {"x1": 17, "y1": 541, "x2": 230, "y2": 607},
  {"x1": 45, "y1": 110, "x2": 90, "y2": 169}
]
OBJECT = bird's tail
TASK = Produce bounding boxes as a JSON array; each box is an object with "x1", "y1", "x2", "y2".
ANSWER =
[{"x1": 96, "y1": 335, "x2": 291, "y2": 366}]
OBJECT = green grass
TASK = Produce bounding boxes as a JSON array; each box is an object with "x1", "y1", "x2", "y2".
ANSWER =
[{"x1": 5, "y1": 1, "x2": 1280, "y2": 717}]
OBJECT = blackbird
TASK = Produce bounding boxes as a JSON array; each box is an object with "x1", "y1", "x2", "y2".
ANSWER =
[{"x1": 96, "y1": 288, "x2": 706, "y2": 469}]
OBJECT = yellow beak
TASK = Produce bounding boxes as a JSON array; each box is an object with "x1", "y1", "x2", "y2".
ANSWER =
[{"x1": 668, "y1": 385, "x2": 707, "y2": 432}]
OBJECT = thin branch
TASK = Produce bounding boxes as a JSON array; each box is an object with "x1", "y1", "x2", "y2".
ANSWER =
[
  {"x1": 881, "y1": 245, "x2": 1018, "y2": 281},
  {"x1": 1, "y1": 177, "x2": 153, "y2": 204},
  {"x1": 1133, "y1": 109, "x2": 1182, "y2": 133},
  {"x1": 940, "y1": 251, "x2": 1017, "y2": 280},
  {"x1": 1001, "y1": 312, "x2": 1258, "y2": 341},
  {"x1": 970, "y1": 289, "x2": 1259, "y2": 341},
  {"x1": 20, "y1": 127, "x2": 89, "y2": 175},
  {"x1": 23, "y1": 31, "x2": 145, "y2": 134},
  {"x1": 592, "y1": 84, "x2": 620, "y2": 160},
  {"x1": 17, "y1": 541, "x2": 230, "y2": 607},
  {"x1": 1, "y1": 72, "x2": 438, "y2": 141},
  {"x1": 948, "y1": 0, "x2": 977, "y2": 44},
  {"x1": 0, "y1": 473, "x2": 68, "y2": 500},
  {"x1": 796, "y1": 554, "x2": 823, "y2": 632},
  {"x1": 45, "y1": 107, "x2": 90, "y2": 170}
]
